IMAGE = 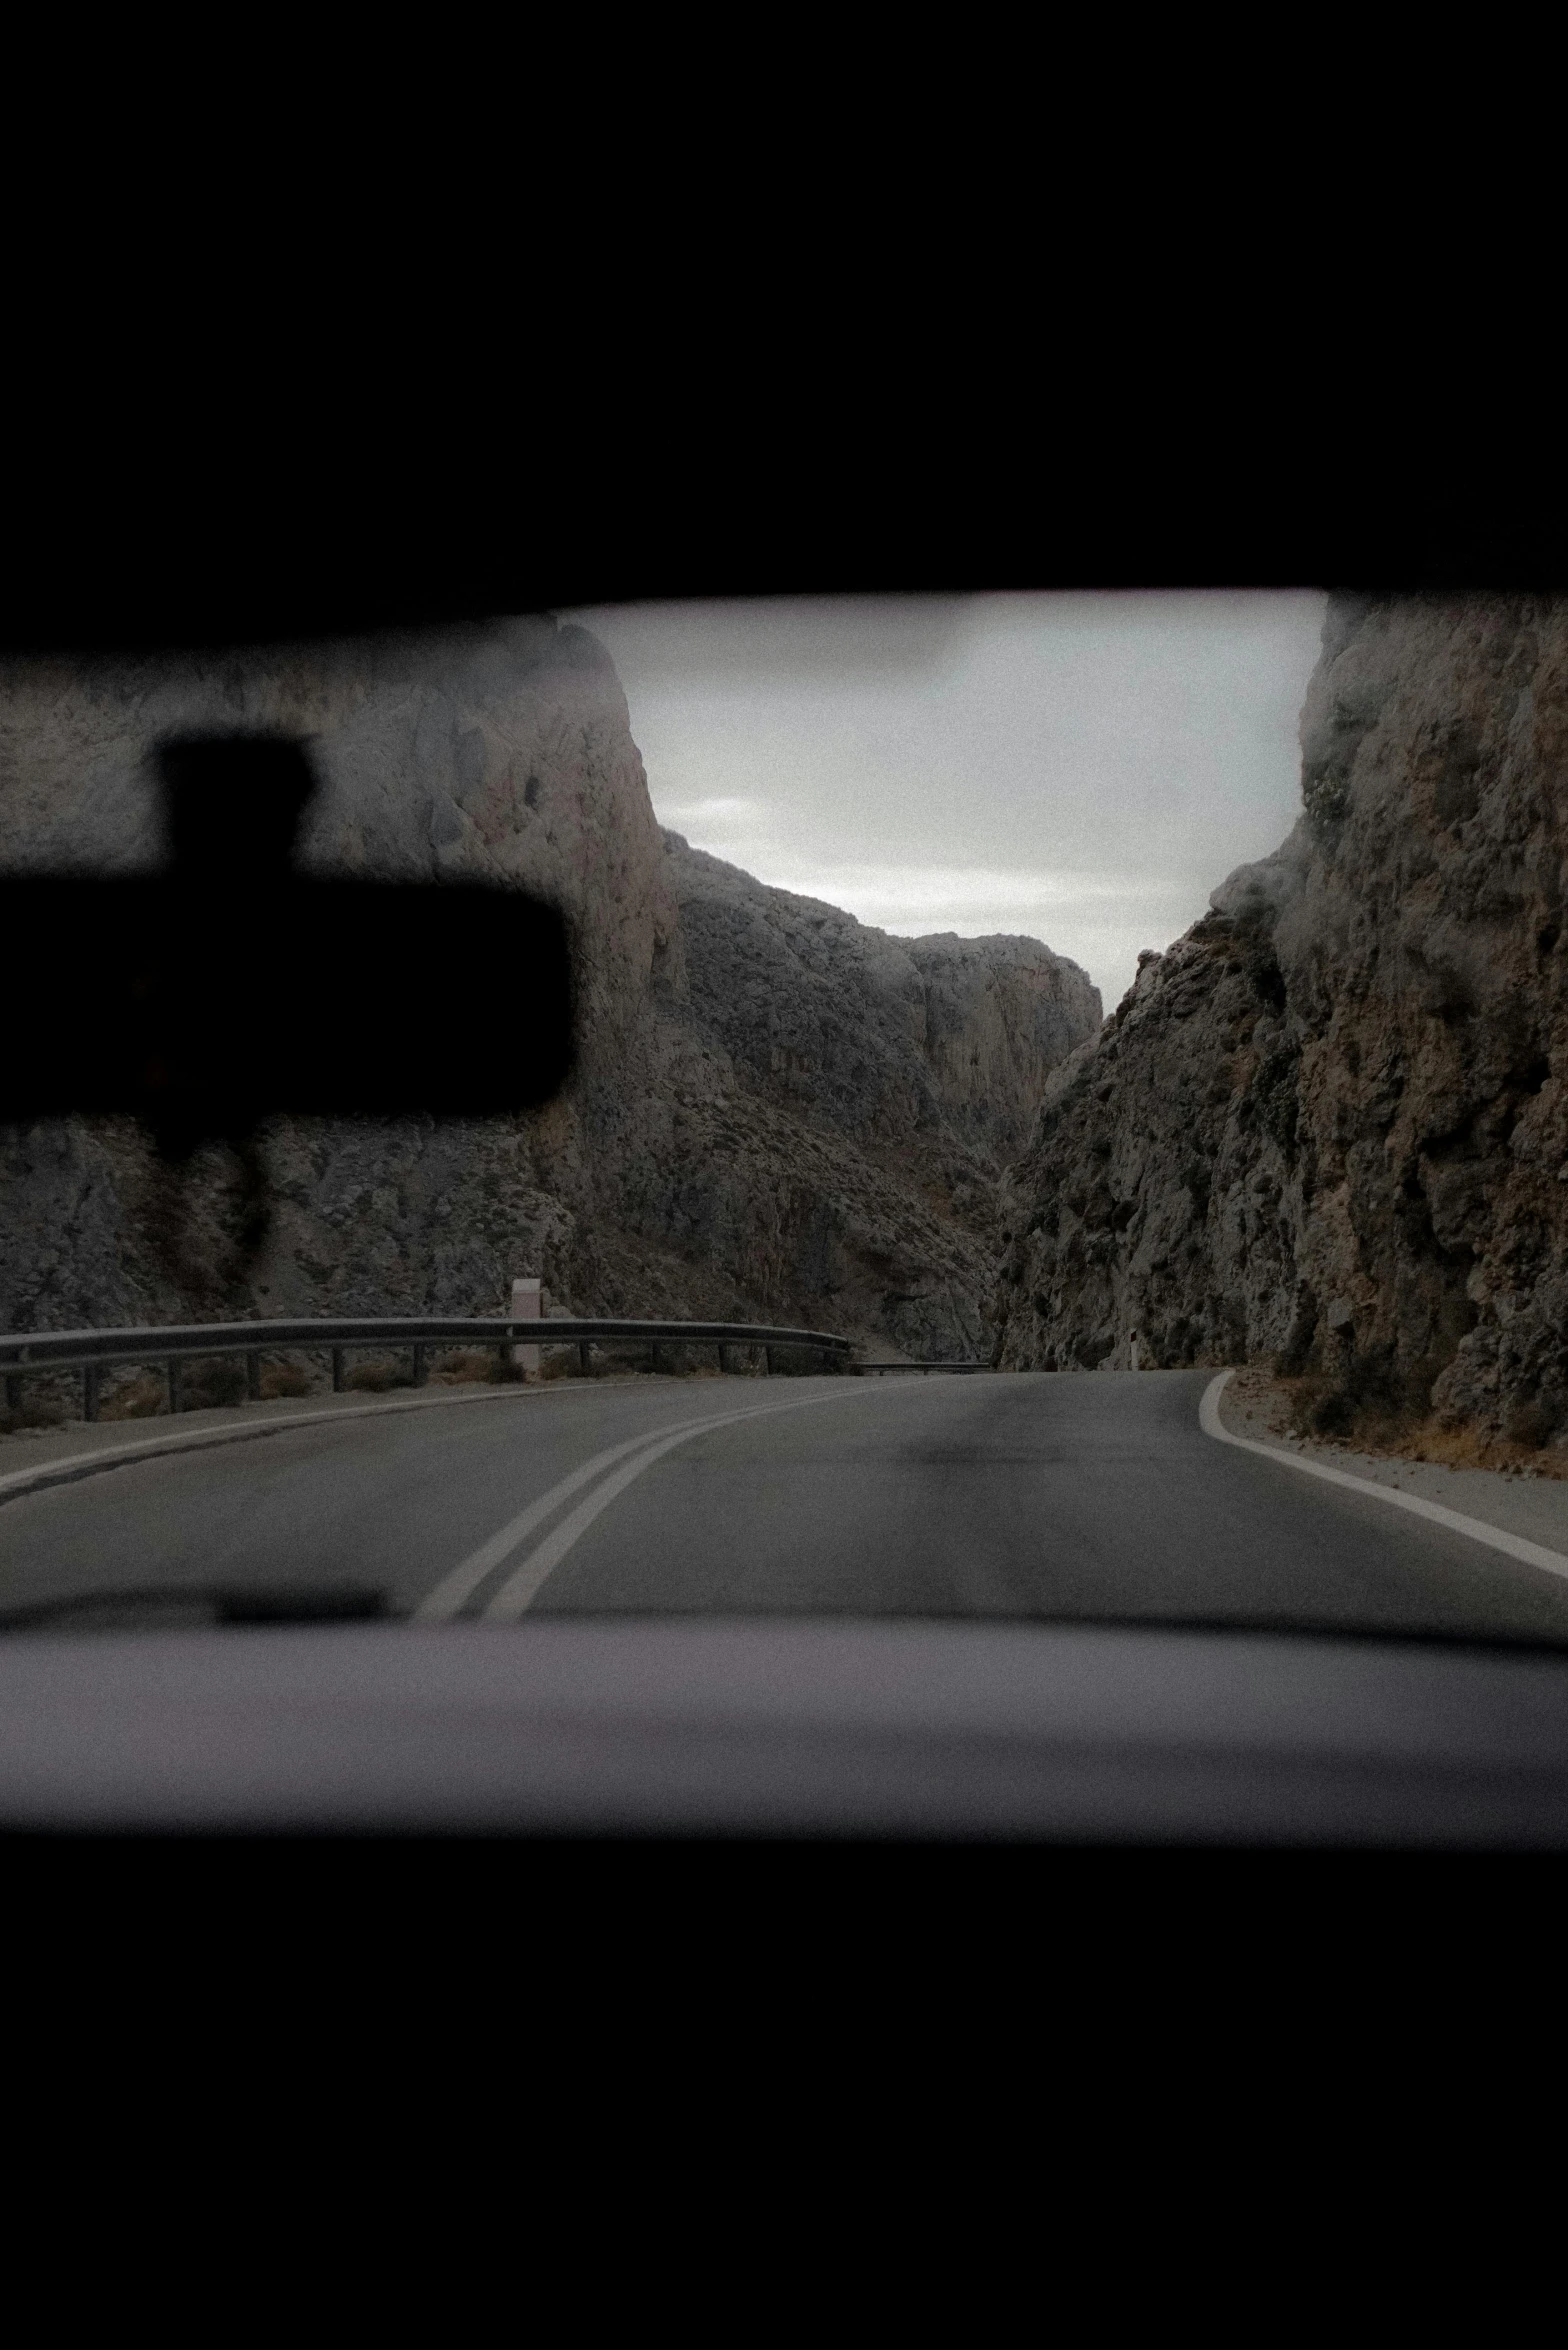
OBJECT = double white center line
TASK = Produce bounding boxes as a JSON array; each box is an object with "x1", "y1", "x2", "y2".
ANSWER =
[{"x1": 415, "y1": 1387, "x2": 871, "y2": 1622}]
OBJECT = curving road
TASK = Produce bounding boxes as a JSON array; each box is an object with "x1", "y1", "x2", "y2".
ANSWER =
[{"x1": 4, "y1": 1369, "x2": 1568, "y2": 1644}]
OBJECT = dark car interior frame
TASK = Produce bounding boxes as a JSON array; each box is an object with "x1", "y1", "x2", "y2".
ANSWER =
[{"x1": 5, "y1": 422, "x2": 1568, "y2": 1994}]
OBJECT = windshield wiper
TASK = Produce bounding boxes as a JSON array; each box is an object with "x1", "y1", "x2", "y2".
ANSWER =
[{"x1": 0, "y1": 1583, "x2": 395, "y2": 1633}]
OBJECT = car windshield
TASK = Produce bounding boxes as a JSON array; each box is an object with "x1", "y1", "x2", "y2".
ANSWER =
[{"x1": 4, "y1": 589, "x2": 1568, "y2": 1646}]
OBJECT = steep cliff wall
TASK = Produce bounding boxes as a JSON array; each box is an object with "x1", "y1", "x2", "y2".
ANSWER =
[
  {"x1": 994, "y1": 594, "x2": 1568, "y2": 1449},
  {"x1": 0, "y1": 620, "x2": 1099, "y2": 1358},
  {"x1": 0, "y1": 619, "x2": 677, "y2": 1331}
]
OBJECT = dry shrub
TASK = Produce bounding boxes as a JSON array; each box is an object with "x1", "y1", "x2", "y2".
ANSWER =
[
  {"x1": 1505, "y1": 1398, "x2": 1561, "y2": 1450},
  {"x1": 1, "y1": 1381, "x2": 70, "y2": 1433},
  {"x1": 179, "y1": 1357, "x2": 249, "y2": 1410},
  {"x1": 1401, "y1": 1418, "x2": 1568, "y2": 1480},
  {"x1": 1286, "y1": 1358, "x2": 1412, "y2": 1445},
  {"x1": 98, "y1": 1370, "x2": 166, "y2": 1421},
  {"x1": 1275, "y1": 1370, "x2": 1568, "y2": 1479},
  {"x1": 345, "y1": 1355, "x2": 413, "y2": 1393},
  {"x1": 259, "y1": 1362, "x2": 313, "y2": 1400},
  {"x1": 427, "y1": 1349, "x2": 499, "y2": 1385},
  {"x1": 427, "y1": 1347, "x2": 527, "y2": 1385}
]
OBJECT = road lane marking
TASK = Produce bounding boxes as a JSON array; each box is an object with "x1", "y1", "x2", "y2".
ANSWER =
[
  {"x1": 0, "y1": 1380, "x2": 565, "y2": 1511},
  {"x1": 413, "y1": 1428, "x2": 682, "y2": 1620},
  {"x1": 1199, "y1": 1369, "x2": 1568, "y2": 1583},
  {"x1": 479, "y1": 1388, "x2": 874, "y2": 1621}
]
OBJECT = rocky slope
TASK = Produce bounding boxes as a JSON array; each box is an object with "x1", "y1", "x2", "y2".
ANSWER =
[
  {"x1": 660, "y1": 836, "x2": 1099, "y2": 1353},
  {"x1": 670, "y1": 837, "x2": 1091, "y2": 1165},
  {"x1": 994, "y1": 594, "x2": 1568, "y2": 1450},
  {"x1": 0, "y1": 620, "x2": 1099, "y2": 1359}
]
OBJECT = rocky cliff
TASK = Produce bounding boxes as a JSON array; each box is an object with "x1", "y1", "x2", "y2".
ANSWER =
[
  {"x1": 994, "y1": 594, "x2": 1568, "y2": 1451},
  {"x1": 670, "y1": 836, "x2": 1092, "y2": 1165},
  {"x1": 660, "y1": 835, "x2": 1099, "y2": 1353},
  {"x1": 0, "y1": 619, "x2": 1099, "y2": 1359}
]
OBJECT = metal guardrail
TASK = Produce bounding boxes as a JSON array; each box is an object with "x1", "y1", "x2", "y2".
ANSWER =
[{"x1": 0, "y1": 1315, "x2": 855, "y2": 1422}]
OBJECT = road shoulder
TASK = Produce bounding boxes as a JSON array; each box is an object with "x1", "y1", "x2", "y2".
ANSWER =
[{"x1": 1217, "y1": 1367, "x2": 1568, "y2": 1556}]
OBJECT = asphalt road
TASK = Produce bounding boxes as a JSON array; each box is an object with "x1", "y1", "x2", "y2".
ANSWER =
[{"x1": 4, "y1": 1370, "x2": 1568, "y2": 1642}]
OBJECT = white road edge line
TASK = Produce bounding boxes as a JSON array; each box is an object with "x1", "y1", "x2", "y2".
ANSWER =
[
  {"x1": 480, "y1": 1388, "x2": 875, "y2": 1622},
  {"x1": 1199, "y1": 1368, "x2": 1568, "y2": 1583},
  {"x1": 0, "y1": 1380, "x2": 561, "y2": 1509}
]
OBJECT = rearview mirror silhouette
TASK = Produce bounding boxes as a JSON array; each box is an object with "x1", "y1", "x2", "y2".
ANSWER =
[{"x1": 0, "y1": 734, "x2": 574, "y2": 1153}]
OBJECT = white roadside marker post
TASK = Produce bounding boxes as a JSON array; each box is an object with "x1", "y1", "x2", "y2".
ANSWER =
[{"x1": 510, "y1": 1277, "x2": 542, "y2": 1376}]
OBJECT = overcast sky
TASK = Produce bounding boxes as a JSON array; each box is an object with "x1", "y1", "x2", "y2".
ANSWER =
[{"x1": 568, "y1": 591, "x2": 1328, "y2": 1011}]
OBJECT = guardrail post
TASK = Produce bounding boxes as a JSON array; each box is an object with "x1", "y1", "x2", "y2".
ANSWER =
[
  {"x1": 167, "y1": 1358, "x2": 181, "y2": 1414},
  {"x1": 413, "y1": 1343, "x2": 427, "y2": 1387},
  {"x1": 246, "y1": 1351, "x2": 262, "y2": 1401},
  {"x1": 332, "y1": 1347, "x2": 345, "y2": 1393},
  {"x1": 578, "y1": 1342, "x2": 589, "y2": 1374},
  {"x1": 763, "y1": 1346, "x2": 774, "y2": 1375},
  {"x1": 84, "y1": 1363, "x2": 99, "y2": 1422}
]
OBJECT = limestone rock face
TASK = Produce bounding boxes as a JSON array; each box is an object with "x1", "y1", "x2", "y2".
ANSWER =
[
  {"x1": 0, "y1": 619, "x2": 676, "y2": 1332},
  {"x1": 0, "y1": 621, "x2": 1099, "y2": 1359},
  {"x1": 994, "y1": 594, "x2": 1568, "y2": 1447},
  {"x1": 665, "y1": 837, "x2": 1096, "y2": 1160},
  {"x1": 660, "y1": 837, "x2": 1101, "y2": 1354}
]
